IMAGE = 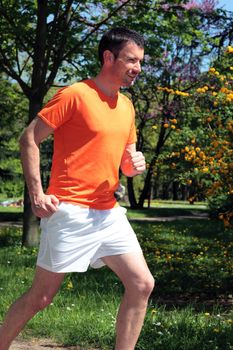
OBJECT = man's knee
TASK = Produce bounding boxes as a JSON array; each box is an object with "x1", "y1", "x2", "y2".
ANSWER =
[
  {"x1": 28, "y1": 289, "x2": 55, "y2": 313},
  {"x1": 127, "y1": 273, "x2": 155, "y2": 300},
  {"x1": 139, "y1": 274, "x2": 155, "y2": 298},
  {"x1": 37, "y1": 294, "x2": 54, "y2": 311}
]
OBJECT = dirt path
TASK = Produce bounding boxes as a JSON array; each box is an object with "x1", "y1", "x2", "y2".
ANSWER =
[
  {"x1": 11, "y1": 337, "x2": 101, "y2": 350},
  {"x1": 11, "y1": 338, "x2": 75, "y2": 350},
  {"x1": 128, "y1": 213, "x2": 209, "y2": 222}
]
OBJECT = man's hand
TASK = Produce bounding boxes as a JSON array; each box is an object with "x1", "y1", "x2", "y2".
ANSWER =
[
  {"x1": 130, "y1": 151, "x2": 146, "y2": 174},
  {"x1": 121, "y1": 150, "x2": 146, "y2": 177},
  {"x1": 31, "y1": 193, "x2": 59, "y2": 218}
]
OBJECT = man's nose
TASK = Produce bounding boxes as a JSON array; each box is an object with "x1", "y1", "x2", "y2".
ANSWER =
[{"x1": 134, "y1": 61, "x2": 141, "y2": 73}]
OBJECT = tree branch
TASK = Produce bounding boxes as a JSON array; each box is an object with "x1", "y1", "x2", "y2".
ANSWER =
[
  {"x1": 63, "y1": 0, "x2": 132, "y2": 61},
  {"x1": 0, "y1": 2, "x2": 34, "y2": 59},
  {"x1": 45, "y1": 0, "x2": 132, "y2": 91},
  {"x1": 31, "y1": 0, "x2": 48, "y2": 91},
  {"x1": 45, "y1": 0, "x2": 74, "y2": 91},
  {"x1": 0, "y1": 48, "x2": 31, "y2": 97}
]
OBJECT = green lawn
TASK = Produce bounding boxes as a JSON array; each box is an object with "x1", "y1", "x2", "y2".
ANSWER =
[
  {"x1": 0, "y1": 214, "x2": 232, "y2": 349},
  {"x1": 125, "y1": 200, "x2": 209, "y2": 218}
]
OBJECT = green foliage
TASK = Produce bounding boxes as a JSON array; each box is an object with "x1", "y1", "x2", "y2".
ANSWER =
[
  {"x1": 0, "y1": 75, "x2": 27, "y2": 197},
  {"x1": 208, "y1": 194, "x2": 233, "y2": 219},
  {"x1": 164, "y1": 46, "x2": 233, "y2": 221}
]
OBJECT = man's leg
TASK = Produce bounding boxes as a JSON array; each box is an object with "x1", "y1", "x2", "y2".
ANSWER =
[
  {"x1": 102, "y1": 252, "x2": 155, "y2": 350},
  {"x1": 0, "y1": 266, "x2": 65, "y2": 350}
]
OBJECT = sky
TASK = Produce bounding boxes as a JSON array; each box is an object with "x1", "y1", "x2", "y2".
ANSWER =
[{"x1": 217, "y1": 0, "x2": 233, "y2": 12}]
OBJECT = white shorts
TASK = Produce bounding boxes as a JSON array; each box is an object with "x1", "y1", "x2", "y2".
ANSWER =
[{"x1": 37, "y1": 202, "x2": 142, "y2": 273}]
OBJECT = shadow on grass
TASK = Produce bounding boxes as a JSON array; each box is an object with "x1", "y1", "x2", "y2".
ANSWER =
[
  {"x1": 132, "y1": 219, "x2": 233, "y2": 308},
  {"x1": 49, "y1": 218, "x2": 233, "y2": 311},
  {"x1": 0, "y1": 211, "x2": 23, "y2": 222}
]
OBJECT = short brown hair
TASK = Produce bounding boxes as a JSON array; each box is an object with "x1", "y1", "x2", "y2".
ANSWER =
[{"x1": 98, "y1": 27, "x2": 144, "y2": 65}]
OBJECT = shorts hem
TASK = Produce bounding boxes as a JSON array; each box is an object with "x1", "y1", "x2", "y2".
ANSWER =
[
  {"x1": 36, "y1": 262, "x2": 89, "y2": 273},
  {"x1": 91, "y1": 248, "x2": 143, "y2": 269},
  {"x1": 37, "y1": 248, "x2": 143, "y2": 273}
]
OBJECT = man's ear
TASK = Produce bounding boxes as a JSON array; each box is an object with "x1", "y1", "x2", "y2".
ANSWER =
[{"x1": 103, "y1": 50, "x2": 114, "y2": 64}]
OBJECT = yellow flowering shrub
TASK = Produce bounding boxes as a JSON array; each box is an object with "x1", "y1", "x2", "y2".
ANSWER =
[{"x1": 162, "y1": 46, "x2": 233, "y2": 226}]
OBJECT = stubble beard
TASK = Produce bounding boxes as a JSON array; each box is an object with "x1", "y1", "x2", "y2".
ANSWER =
[{"x1": 123, "y1": 73, "x2": 138, "y2": 87}]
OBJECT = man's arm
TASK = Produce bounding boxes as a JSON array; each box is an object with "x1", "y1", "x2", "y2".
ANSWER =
[
  {"x1": 120, "y1": 143, "x2": 146, "y2": 177},
  {"x1": 19, "y1": 116, "x2": 59, "y2": 218}
]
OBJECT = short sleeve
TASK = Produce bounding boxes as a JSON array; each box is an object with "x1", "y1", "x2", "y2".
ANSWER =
[{"x1": 38, "y1": 86, "x2": 78, "y2": 129}]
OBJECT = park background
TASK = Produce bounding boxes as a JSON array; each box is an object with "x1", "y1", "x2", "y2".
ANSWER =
[{"x1": 0, "y1": 0, "x2": 233, "y2": 349}]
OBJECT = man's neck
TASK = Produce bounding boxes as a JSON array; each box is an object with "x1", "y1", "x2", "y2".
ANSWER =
[{"x1": 93, "y1": 73, "x2": 120, "y2": 98}]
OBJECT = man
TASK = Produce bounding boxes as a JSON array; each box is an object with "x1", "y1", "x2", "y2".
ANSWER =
[{"x1": 0, "y1": 27, "x2": 154, "y2": 350}]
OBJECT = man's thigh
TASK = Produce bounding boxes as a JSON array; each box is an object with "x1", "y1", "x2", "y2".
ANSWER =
[
  {"x1": 102, "y1": 252, "x2": 153, "y2": 290},
  {"x1": 30, "y1": 266, "x2": 65, "y2": 297}
]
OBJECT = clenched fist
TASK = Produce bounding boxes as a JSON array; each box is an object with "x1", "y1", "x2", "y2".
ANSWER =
[
  {"x1": 121, "y1": 150, "x2": 146, "y2": 177},
  {"x1": 31, "y1": 193, "x2": 59, "y2": 218}
]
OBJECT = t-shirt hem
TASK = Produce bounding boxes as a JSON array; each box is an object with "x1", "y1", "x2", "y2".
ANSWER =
[{"x1": 56, "y1": 199, "x2": 119, "y2": 210}]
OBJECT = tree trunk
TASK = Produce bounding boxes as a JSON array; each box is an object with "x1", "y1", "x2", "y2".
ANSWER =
[
  {"x1": 181, "y1": 184, "x2": 187, "y2": 200},
  {"x1": 22, "y1": 98, "x2": 43, "y2": 247},
  {"x1": 127, "y1": 177, "x2": 138, "y2": 208},
  {"x1": 138, "y1": 164, "x2": 153, "y2": 208},
  {"x1": 172, "y1": 181, "x2": 179, "y2": 200},
  {"x1": 138, "y1": 122, "x2": 167, "y2": 208}
]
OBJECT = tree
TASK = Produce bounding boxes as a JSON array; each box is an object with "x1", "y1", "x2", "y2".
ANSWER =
[
  {"x1": 0, "y1": 0, "x2": 131, "y2": 246},
  {"x1": 0, "y1": 75, "x2": 27, "y2": 198},
  {"x1": 120, "y1": 0, "x2": 231, "y2": 207},
  {"x1": 169, "y1": 46, "x2": 233, "y2": 226}
]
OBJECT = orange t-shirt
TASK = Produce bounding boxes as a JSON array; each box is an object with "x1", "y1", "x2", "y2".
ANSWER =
[{"x1": 38, "y1": 79, "x2": 137, "y2": 209}]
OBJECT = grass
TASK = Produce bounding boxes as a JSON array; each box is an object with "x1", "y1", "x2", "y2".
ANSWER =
[
  {"x1": 125, "y1": 200, "x2": 209, "y2": 219},
  {"x1": 0, "y1": 205, "x2": 233, "y2": 349},
  {"x1": 0, "y1": 205, "x2": 23, "y2": 222}
]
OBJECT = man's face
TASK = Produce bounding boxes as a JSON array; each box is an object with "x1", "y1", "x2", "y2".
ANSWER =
[{"x1": 111, "y1": 41, "x2": 144, "y2": 87}]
